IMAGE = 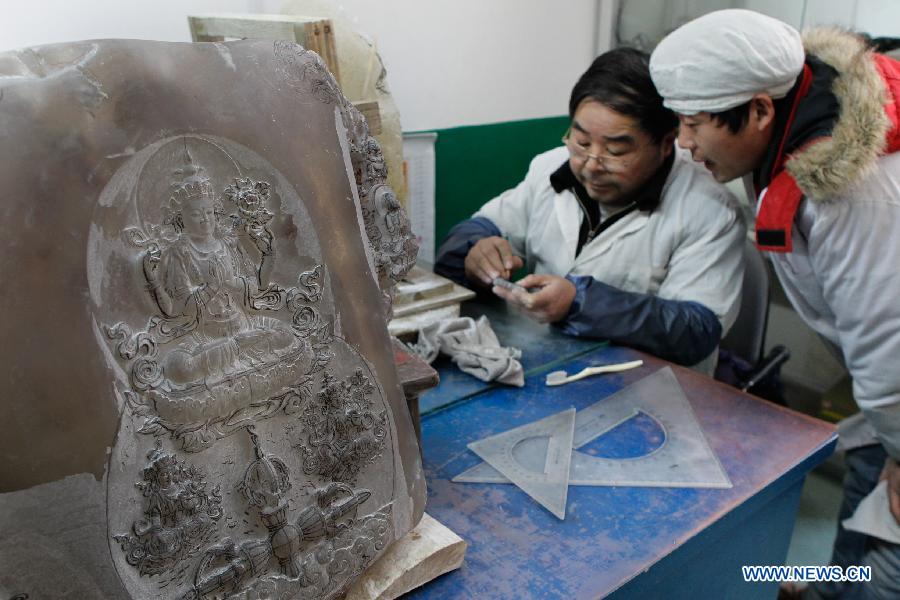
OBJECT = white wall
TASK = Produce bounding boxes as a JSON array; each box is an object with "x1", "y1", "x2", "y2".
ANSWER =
[
  {"x1": 0, "y1": 0, "x2": 265, "y2": 48},
  {"x1": 0, "y1": 0, "x2": 604, "y2": 131},
  {"x1": 616, "y1": 0, "x2": 900, "y2": 50},
  {"x1": 856, "y1": 0, "x2": 900, "y2": 38},
  {"x1": 745, "y1": 0, "x2": 900, "y2": 34},
  {"x1": 6, "y1": 1, "x2": 894, "y2": 130},
  {"x1": 253, "y1": 0, "x2": 603, "y2": 131}
]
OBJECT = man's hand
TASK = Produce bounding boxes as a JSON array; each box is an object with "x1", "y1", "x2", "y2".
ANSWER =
[
  {"x1": 493, "y1": 274, "x2": 576, "y2": 324},
  {"x1": 879, "y1": 457, "x2": 900, "y2": 525},
  {"x1": 464, "y1": 236, "x2": 524, "y2": 286}
]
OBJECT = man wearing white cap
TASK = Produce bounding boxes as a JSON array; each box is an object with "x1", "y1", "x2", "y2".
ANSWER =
[{"x1": 651, "y1": 9, "x2": 900, "y2": 599}]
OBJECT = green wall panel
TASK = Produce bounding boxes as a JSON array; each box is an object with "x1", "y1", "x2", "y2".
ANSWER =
[{"x1": 415, "y1": 115, "x2": 570, "y2": 256}]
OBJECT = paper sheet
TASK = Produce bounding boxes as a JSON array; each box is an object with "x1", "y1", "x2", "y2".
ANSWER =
[
  {"x1": 402, "y1": 132, "x2": 437, "y2": 263},
  {"x1": 842, "y1": 480, "x2": 900, "y2": 544}
]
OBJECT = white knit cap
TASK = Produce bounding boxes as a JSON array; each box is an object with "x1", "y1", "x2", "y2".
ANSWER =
[{"x1": 649, "y1": 9, "x2": 804, "y2": 114}]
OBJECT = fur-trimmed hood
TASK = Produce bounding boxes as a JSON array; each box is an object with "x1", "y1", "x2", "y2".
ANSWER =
[{"x1": 786, "y1": 28, "x2": 897, "y2": 201}]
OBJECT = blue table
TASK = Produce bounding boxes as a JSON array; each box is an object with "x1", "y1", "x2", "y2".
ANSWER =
[
  {"x1": 412, "y1": 345, "x2": 836, "y2": 599},
  {"x1": 419, "y1": 297, "x2": 606, "y2": 414}
]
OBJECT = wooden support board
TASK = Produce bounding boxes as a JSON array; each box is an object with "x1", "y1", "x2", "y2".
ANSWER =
[
  {"x1": 346, "y1": 513, "x2": 467, "y2": 600},
  {"x1": 389, "y1": 304, "x2": 461, "y2": 339},
  {"x1": 392, "y1": 266, "x2": 475, "y2": 319},
  {"x1": 188, "y1": 13, "x2": 341, "y2": 83},
  {"x1": 393, "y1": 336, "x2": 439, "y2": 450},
  {"x1": 353, "y1": 100, "x2": 382, "y2": 135},
  {"x1": 188, "y1": 12, "x2": 383, "y2": 135}
]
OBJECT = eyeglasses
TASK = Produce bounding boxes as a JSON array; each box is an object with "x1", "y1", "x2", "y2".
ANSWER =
[{"x1": 562, "y1": 128, "x2": 644, "y2": 173}]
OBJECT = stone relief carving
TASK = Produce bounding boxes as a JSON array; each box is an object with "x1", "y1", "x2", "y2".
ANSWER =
[
  {"x1": 273, "y1": 40, "x2": 418, "y2": 318},
  {"x1": 0, "y1": 37, "x2": 424, "y2": 600},
  {"x1": 180, "y1": 426, "x2": 392, "y2": 600},
  {"x1": 114, "y1": 441, "x2": 224, "y2": 578},
  {"x1": 292, "y1": 368, "x2": 387, "y2": 485},
  {"x1": 101, "y1": 132, "x2": 402, "y2": 599},
  {"x1": 274, "y1": 40, "x2": 341, "y2": 106},
  {"x1": 104, "y1": 139, "x2": 335, "y2": 452}
]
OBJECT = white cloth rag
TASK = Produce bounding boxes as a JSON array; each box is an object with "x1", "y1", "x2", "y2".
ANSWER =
[{"x1": 413, "y1": 316, "x2": 524, "y2": 387}]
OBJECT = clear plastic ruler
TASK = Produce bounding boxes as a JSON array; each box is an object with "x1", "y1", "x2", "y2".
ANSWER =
[
  {"x1": 466, "y1": 408, "x2": 576, "y2": 519},
  {"x1": 454, "y1": 367, "x2": 732, "y2": 490}
]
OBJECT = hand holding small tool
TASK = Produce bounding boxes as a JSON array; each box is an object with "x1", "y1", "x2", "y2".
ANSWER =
[
  {"x1": 464, "y1": 236, "x2": 523, "y2": 286},
  {"x1": 493, "y1": 274, "x2": 576, "y2": 324}
]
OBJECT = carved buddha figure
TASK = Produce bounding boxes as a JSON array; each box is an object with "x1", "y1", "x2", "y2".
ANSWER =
[
  {"x1": 142, "y1": 166, "x2": 297, "y2": 388},
  {"x1": 117, "y1": 442, "x2": 223, "y2": 574}
]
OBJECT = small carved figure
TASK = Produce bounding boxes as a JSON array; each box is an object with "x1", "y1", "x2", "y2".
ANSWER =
[
  {"x1": 115, "y1": 440, "x2": 223, "y2": 576},
  {"x1": 293, "y1": 369, "x2": 387, "y2": 485}
]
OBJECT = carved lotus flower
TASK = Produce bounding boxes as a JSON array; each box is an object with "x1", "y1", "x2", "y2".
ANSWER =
[{"x1": 224, "y1": 177, "x2": 274, "y2": 227}]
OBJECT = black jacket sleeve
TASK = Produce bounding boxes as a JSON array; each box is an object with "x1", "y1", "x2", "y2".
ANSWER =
[
  {"x1": 555, "y1": 274, "x2": 722, "y2": 366},
  {"x1": 433, "y1": 217, "x2": 502, "y2": 286}
]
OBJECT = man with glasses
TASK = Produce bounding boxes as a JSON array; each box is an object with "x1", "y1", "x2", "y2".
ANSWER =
[{"x1": 435, "y1": 47, "x2": 745, "y2": 372}]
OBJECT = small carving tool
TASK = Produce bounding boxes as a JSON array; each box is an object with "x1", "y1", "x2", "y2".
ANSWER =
[
  {"x1": 491, "y1": 276, "x2": 528, "y2": 294},
  {"x1": 545, "y1": 359, "x2": 643, "y2": 386}
]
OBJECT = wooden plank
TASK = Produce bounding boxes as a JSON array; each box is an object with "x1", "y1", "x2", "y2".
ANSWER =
[
  {"x1": 187, "y1": 14, "x2": 341, "y2": 85},
  {"x1": 394, "y1": 337, "x2": 439, "y2": 398},
  {"x1": 302, "y1": 19, "x2": 341, "y2": 84},
  {"x1": 394, "y1": 266, "x2": 456, "y2": 305},
  {"x1": 352, "y1": 100, "x2": 382, "y2": 135},
  {"x1": 389, "y1": 304, "x2": 461, "y2": 339},
  {"x1": 392, "y1": 285, "x2": 474, "y2": 319},
  {"x1": 187, "y1": 14, "x2": 380, "y2": 132},
  {"x1": 391, "y1": 267, "x2": 475, "y2": 318},
  {"x1": 393, "y1": 337, "x2": 439, "y2": 449},
  {"x1": 189, "y1": 15, "x2": 297, "y2": 41}
]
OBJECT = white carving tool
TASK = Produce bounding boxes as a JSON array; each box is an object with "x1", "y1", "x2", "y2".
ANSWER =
[{"x1": 545, "y1": 359, "x2": 643, "y2": 386}]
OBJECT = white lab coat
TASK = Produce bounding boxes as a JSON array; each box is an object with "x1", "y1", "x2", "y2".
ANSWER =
[
  {"x1": 736, "y1": 28, "x2": 900, "y2": 562},
  {"x1": 759, "y1": 150, "x2": 900, "y2": 459},
  {"x1": 474, "y1": 146, "x2": 745, "y2": 364}
]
